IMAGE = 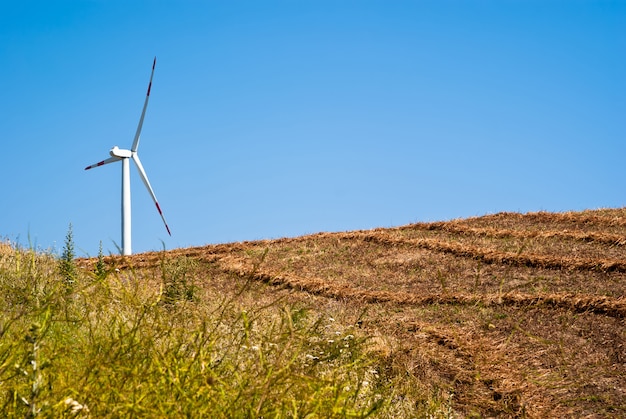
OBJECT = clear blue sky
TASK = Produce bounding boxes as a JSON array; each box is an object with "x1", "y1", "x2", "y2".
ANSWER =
[{"x1": 1, "y1": 1, "x2": 624, "y2": 256}]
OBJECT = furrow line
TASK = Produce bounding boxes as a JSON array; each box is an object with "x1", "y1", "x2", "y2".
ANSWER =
[
  {"x1": 343, "y1": 232, "x2": 626, "y2": 273},
  {"x1": 466, "y1": 210, "x2": 626, "y2": 228},
  {"x1": 217, "y1": 257, "x2": 626, "y2": 318},
  {"x1": 396, "y1": 222, "x2": 626, "y2": 246}
]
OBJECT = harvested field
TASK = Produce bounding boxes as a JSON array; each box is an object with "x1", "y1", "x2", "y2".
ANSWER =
[{"x1": 79, "y1": 208, "x2": 626, "y2": 417}]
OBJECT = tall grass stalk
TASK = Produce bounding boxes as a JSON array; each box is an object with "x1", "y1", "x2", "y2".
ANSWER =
[{"x1": 0, "y1": 244, "x2": 392, "y2": 417}]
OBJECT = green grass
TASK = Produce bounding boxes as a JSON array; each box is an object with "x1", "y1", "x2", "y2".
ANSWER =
[{"x1": 0, "y1": 242, "x2": 455, "y2": 418}]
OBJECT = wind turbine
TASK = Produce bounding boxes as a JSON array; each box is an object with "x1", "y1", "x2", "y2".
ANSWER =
[{"x1": 85, "y1": 57, "x2": 171, "y2": 256}]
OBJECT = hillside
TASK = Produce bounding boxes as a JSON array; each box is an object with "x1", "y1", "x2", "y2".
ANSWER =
[{"x1": 81, "y1": 208, "x2": 626, "y2": 417}]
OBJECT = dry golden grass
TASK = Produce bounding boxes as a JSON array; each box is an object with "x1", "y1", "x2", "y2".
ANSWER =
[{"x1": 78, "y1": 208, "x2": 626, "y2": 418}]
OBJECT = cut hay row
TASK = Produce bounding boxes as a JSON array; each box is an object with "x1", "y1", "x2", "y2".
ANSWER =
[
  {"x1": 342, "y1": 232, "x2": 626, "y2": 273},
  {"x1": 217, "y1": 255, "x2": 626, "y2": 318},
  {"x1": 469, "y1": 210, "x2": 626, "y2": 228},
  {"x1": 397, "y1": 221, "x2": 626, "y2": 246}
]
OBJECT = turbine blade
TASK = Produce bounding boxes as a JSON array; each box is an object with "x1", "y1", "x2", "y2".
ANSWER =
[
  {"x1": 84, "y1": 156, "x2": 120, "y2": 170},
  {"x1": 132, "y1": 153, "x2": 171, "y2": 236},
  {"x1": 131, "y1": 57, "x2": 156, "y2": 153}
]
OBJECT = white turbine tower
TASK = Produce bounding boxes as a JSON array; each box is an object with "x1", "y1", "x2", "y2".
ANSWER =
[{"x1": 85, "y1": 57, "x2": 171, "y2": 255}]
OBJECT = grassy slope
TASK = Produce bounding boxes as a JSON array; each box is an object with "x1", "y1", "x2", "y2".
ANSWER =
[
  {"x1": 116, "y1": 208, "x2": 625, "y2": 418},
  {"x1": 3, "y1": 208, "x2": 625, "y2": 417}
]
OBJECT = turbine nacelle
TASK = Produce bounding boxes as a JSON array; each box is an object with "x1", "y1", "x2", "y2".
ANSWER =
[{"x1": 110, "y1": 146, "x2": 133, "y2": 159}]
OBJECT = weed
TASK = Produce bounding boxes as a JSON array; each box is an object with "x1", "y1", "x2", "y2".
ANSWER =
[
  {"x1": 160, "y1": 256, "x2": 199, "y2": 305},
  {"x1": 437, "y1": 269, "x2": 447, "y2": 294},
  {"x1": 58, "y1": 223, "x2": 76, "y2": 287},
  {"x1": 473, "y1": 261, "x2": 481, "y2": 291},
  {"x1": 94, "y1": 241, "x2": 107, "y2": 279}
]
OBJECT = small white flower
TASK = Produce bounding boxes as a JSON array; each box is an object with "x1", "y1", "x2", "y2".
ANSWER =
[{"x1": 64, "y1": 397, "x2": 89, "y2": 414}]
